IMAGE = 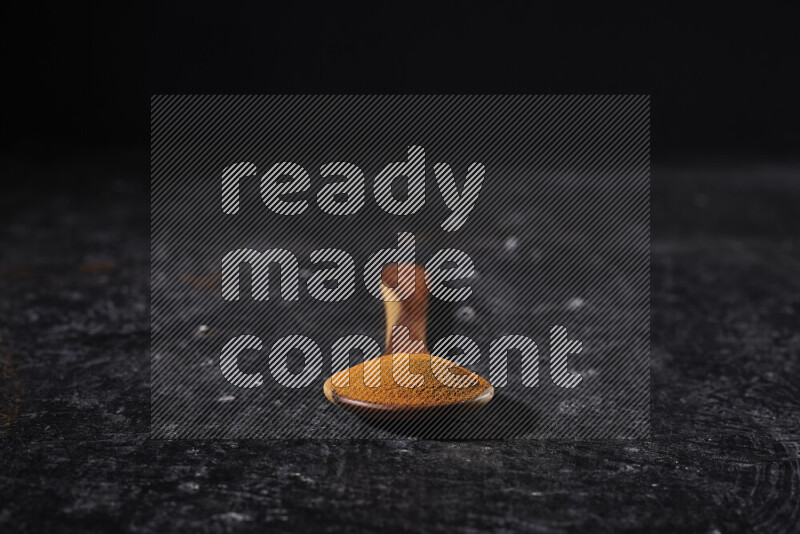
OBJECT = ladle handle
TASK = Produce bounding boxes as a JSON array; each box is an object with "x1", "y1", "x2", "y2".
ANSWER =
[{"x1": 381, "y1": 263, "x2": 429, "y2": 354}]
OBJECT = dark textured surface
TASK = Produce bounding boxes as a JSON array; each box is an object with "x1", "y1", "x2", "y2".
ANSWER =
[{"x1": 1, "y1": 150, "x2": 799, "y2": 533}]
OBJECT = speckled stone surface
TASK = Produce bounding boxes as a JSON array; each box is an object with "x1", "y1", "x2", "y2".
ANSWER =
[{"x1": 1, "y1": 150, "x2": 798, "y2": 533}]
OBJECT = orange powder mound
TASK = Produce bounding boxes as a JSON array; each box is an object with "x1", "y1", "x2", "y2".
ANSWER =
[{"x1": 324, "y1": 353, "x2": 493, "y2": 410}]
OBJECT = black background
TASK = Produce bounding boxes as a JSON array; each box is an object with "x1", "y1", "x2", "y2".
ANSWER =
[{"x1": 2, "y1": 2, "x2": 797, "y2": 159}]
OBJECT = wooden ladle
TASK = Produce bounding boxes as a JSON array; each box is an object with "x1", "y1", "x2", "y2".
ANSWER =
[{"x1": 323, "y1": 263, "x2": 494, "y2": 416}]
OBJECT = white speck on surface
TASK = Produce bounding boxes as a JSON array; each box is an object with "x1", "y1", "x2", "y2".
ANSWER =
[
  {"x1": 179, "y1": 481, "x2": 200, "y2": 492},
  {"x1": 217, "y1": 395, "x2": 236, "y2": 402},
  {"x1": 566, "y1": 297, "x2": 585, "y2": 311},
  {"x1": 503, "y1": 236, "x2": 519, "y2": 251},
  {"x1": 198, "y1": 324, "x2": 210, "y2": 334},
  {"x1": 214, "y1": 512, "x2": 252, "y2": 522},
  {"x1": 455, "y1": 306, "x2": 477, "y2": 323}
]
